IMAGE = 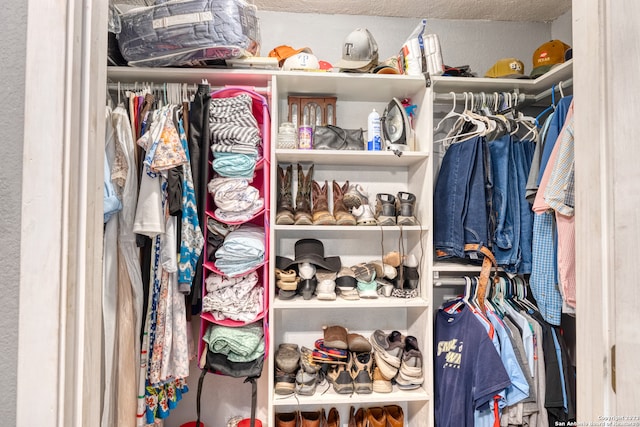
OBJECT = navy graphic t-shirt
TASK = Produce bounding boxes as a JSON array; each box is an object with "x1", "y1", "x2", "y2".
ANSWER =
[{"x1": 434, "y1": 303, "x2": 511, "y2": 427}]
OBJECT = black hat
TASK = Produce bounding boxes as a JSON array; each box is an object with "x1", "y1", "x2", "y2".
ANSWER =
[{"x1": 279, "y1": 239, "x2": 341, "y2": 272}]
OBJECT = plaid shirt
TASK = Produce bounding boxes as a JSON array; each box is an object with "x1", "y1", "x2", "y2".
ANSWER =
[
  {"x1": 530, "y1": 212, "x2": 562, "y2": 325},
  {"x1": 529, "y1": 105, "x2": 576, "y2": 326},
  {"x1": 545, "y1": 102, "x2": 575, "y2": 216}
]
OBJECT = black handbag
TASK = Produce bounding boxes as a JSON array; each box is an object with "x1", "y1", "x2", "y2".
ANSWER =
[{"x1": 313, "y1": 124, "x2": 365, "y2": 150}]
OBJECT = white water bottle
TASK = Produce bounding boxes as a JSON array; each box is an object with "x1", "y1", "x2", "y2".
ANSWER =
[{"x1": 367, "y1": 109, "x2": 381, "y2": 151}]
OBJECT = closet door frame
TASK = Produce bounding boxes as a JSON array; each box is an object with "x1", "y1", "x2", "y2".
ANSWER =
[
  {"x1": 574, "y1": 0, "x2": 640, "y2": 417},
  {"x1": 18, "y1": 0, "x2": 640, "y2": 424},
  {"x1": 18, "y1": 1, "x2": 108, "y2": 426}
]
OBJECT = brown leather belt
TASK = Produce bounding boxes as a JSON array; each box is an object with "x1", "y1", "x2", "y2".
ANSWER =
[{"x1": 464, "y1": 244, "x2": 498, "y2": 313}]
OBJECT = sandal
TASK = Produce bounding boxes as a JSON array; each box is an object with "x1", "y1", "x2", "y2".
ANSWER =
[{"x1": 314, "y1": 338, "x2": 349, "y2": 358}]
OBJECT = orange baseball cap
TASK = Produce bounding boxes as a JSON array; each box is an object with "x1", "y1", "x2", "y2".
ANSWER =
[
  {"x1": 268, "y1": 45, "x2": 312, "y2": 66},
  {"x1": 531, "y1": 40, "x2": 571, "y2": 78}
]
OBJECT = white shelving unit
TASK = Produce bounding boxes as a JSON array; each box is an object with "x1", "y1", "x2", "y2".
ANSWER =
[{"x1": 268, "y1": 71, "x2": 433, "y2": 426}]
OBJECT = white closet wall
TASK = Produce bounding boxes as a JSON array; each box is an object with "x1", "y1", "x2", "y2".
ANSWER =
[
  {"x1": 552, "y1": 10, "x2": 573, "y2": 44},
  {"x1": 258, "y1": 12, "x2": 558, "y2": 76}
]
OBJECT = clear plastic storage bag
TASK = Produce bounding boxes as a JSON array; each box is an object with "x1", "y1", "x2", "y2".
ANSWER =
[{"x1": 114, "y1": 0, "x2": 260, "y2": 67}]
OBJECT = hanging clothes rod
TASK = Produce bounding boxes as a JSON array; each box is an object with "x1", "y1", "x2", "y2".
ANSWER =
[
  {"x1": 433, "y1": 91, "x2": 533, "y2": 105},
  {"x1": 106, "y1": 82, "x2": 271, "y2": 95},
  {"x1": 434, "y1": 277, "x2": 469, "y2": 287},
  {"x1": 432, "y1": 77, "x2": 573, "y2": 106},
  {"x1": 533, "y1": 77, "x2": 573, "y2": 103}
]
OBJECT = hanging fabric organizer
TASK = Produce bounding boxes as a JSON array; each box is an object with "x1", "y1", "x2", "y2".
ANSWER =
[{"x1": 196, "y1": 87, "x2": 271, "y2": 427}]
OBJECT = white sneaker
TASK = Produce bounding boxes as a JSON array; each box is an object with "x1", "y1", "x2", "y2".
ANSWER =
[{"x1": 352, "y1": 203, "x2": 378, "y2": 226}]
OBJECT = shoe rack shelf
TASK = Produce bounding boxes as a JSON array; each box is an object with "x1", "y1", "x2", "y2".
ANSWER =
[
  {"x1": 268, "y1": 72, "x2": 434, "y2": 426},
  {"x1": 272, "y1": 296, "x2": 429, "y2": 310},
  {"x1": 272, "y1": 387, "x2": 429, "y2": 406},
  {"x1": 275, "y1": 148, "x2": 429, "y2": 167}
]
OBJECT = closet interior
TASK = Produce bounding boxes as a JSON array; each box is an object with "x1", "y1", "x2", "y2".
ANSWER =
[{"x1": 104, "y1": 9, "x2": 576, "y2": 427}]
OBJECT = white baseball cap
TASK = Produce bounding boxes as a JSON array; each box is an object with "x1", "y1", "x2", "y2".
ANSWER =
[
  {"x1": 282, "y1": 52, "x2": 320, "y2": 71},
  {"x1": 335, "y1": 28, "x2": 379, "y2": 70}
]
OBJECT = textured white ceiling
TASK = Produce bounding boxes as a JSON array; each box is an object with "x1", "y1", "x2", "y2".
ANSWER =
[{"x1": 252, "y1": 0, "x2": 572, "y2": 22}]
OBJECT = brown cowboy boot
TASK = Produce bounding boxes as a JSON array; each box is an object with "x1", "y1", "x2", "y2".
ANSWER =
[
  {"x1": 365, "y1": 407, "x2": 387, "y2": 427},
  {"x1": 300, "y1": 410, "x2": 322, "y2": 427},
  {"x1": 384, "y1": 405, "x2": 404, "y2": 427},
  {"x1": 332, "y1": 180, "x2": 357, "y2": 226},
  {"x1": 275, "y1": 411, "x2": 298, "y2": 427},
  {"x1": 294, "y1": 164, "x2": 313, "y2": 225},
  {"x1": 312, "y1": 180, "x2": 336, "y2": 225},
  {"x1": 348, "y1": 406, "x2": 365, "y2": 427},
  {"x1": 276, "y1": 164, "x2": 295, "y2": 225},
  {"x1": 326, "y1": 407, "x2": 339, "y2": 427}
]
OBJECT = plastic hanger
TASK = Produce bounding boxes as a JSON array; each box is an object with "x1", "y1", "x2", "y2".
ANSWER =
[
  {"x1": 515, "y1": 111, "x2": 539, "y2": 141},
  {"x1": 490, "y1": 277, "x2": 506, "y2": 318},
  {"x1": 515, "y1": 276, "x2": 539, "y2": 312},
  {"x1": 434, "y1": 91, "x2": 464, "y2": 132},
  {"x1": 444, "y1": 275, "x2": 470, "y2": 314},
  {"x1": 435, "y1": 92, "x2": 487, "y2": 146},
  {"x1": 535, "y1": 84, "x2": 556, "y2": 128},
  {"x1": 473, "y1": 92, "x2": 497, "y2": 136},
  {"x1": 481, "y1": 91, "x2": 510, "y2": 137}
]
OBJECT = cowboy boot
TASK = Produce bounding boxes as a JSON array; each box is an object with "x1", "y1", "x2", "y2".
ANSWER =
[
  {"x1": 294, "y1": 164, "x2": 313, "y2": 225},
  {"x1": 300, "y1": 410, "x2": 322, "y2": 427},
  {"x1": 332, "y1": 180, "x2": 357, "y2": 226},
  {"x1": 312, "y1": 180, "x2": 336, "y2": 225},
  {"x1": 326, "y1": 407, "x2": 340, "y2": 427},
  {"x1": 276, "y1": 164, "x2": 295, "y2": 225},
  {"x1": 384, "y1": 405, "x2": 404, "y2": 427},
  {"x1": 365, "y1": 407, "x2": 387, "y2": 427},
  {"x1": 275, "y1": 411, "x2": 298, "y2": 427}
]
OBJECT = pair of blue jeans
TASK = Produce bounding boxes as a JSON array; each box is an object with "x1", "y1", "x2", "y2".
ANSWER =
[
  {"x1": 515, "y1": 138, "x2": 535, "y2": 274},
  {"x1": 488, "y1": 135, "x2": 536, "y2": 274},
  {"x1": 489, "y1": 134, "x2": 519, "y2": 270},
  {"x1": 434, "y1": 136, "x2": 490, "y2": 260}
]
